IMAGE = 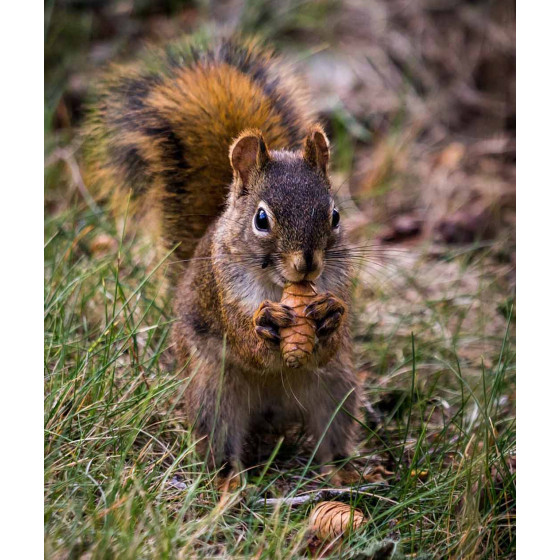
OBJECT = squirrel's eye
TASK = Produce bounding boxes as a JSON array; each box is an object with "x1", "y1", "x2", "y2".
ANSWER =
[
  {"x1": 255, "y1": 208, "x2": 270, "y2": 231},
  {"x1": 332, "y1": 208, "x2": 340, "y2": 229}
]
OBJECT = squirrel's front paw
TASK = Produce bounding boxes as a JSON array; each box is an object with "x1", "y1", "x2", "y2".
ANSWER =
[
  {"x1": 253, "y1": 301, "x2": 295, "y2": 346},
  {"x1": 305, "y1": 293, "x2": 346, "y2": 339}
]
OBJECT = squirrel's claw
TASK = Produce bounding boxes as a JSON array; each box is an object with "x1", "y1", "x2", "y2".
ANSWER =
[
  {"x1": 253, "y1": 301, "x2": 295, "y2": 346},
  {"x1": 305, "y1": 293, "x2": 346, "y2": 339},
  {"x1": 254, "y1": 301, "x2": 294, "y2": 328},
  {"x1": 255, "y1": 325, "x2": 280, "y2": 345},
  {"x1": 316, "y1": 310, "x2": 344, "y2": 338}
]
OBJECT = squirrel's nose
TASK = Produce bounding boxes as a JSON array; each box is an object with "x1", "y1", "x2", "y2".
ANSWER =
[{"x1": 289, "y1": 250, "x2": 323, "y2": 281}]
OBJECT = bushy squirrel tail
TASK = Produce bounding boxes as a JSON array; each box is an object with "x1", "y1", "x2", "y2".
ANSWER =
[{"x1": 82, "y1": 32, "x2": 317, "y2": 264}]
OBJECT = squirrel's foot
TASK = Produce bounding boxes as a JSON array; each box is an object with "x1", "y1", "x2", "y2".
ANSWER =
[
  {"x1": 305, "y1": 293, "x2": 346, "y2": 339},
  {"x1": 319, "y1": 463, "x2": 394, "y2": 487},
  {"x1": 217, "y1": 471, "x2": 243, "y2": 494},
  {"x1": 318, "y1": 464, "x2": 343, "y2": 487},
  {"x1": 319, "y1": 464, "x2": 376, "y2": 487},
  {"x1": 253, "y1": 300, "x2": 295, "y2": 346},
  {"x1": 216, "y1": 459, "x2": 245, "y2": 495}
]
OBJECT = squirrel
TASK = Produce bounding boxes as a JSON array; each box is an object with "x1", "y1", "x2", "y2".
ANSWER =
[{"x1": 83, "y1": 33, "x2": 361, "y2": 484}]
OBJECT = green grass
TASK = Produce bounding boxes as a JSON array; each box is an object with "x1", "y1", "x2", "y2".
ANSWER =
[{"x1": 44, "y1": 194, "x2": 515, "y2": 558}]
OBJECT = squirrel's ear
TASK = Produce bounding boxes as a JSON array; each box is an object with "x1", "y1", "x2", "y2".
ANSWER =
[
  {"x1": 229, "y1": 130, "x2": 270, "y2": 196},
  {"x1": 302, "y1": 124, "x2": 330, "y2": 176}
]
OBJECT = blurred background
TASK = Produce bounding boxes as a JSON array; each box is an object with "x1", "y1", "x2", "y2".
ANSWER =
[{"x1": 45, "y1": 0, "x2": 515, "y2": 247}]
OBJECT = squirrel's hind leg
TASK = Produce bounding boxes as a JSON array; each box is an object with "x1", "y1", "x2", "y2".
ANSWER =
[
  {"x1": 304, "y1": 365, "x2": 361, "y2": 485},
  {"x1": 179, "y1": 350, "x2": 250, "y2": 490},
  {"x1": 173, "y1": 300, "x2": 250, "y2": 486}
]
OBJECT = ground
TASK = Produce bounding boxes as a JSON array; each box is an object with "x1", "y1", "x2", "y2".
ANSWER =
[{"x1": 45, "y1": 1, "x2": 515, "y2": 558}]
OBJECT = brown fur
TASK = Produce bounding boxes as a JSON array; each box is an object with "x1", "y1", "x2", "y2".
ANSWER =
[{"x1": 83, "y1": 33, "x2": 361, "y2": 478}]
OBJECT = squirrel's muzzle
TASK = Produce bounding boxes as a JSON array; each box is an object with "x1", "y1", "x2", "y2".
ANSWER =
[{"x1": 283, "y1": 250, "x2": 324, "y2": 282}]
